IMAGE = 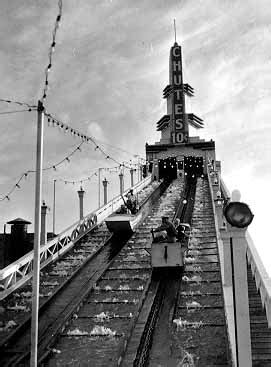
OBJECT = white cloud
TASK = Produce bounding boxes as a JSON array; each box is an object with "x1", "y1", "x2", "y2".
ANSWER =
[
  {"x1": 87, "y1": 122, "x2": 105, "y2": 141},
  {"x1": 0, "y1": 0, "x2": 270, "y2": 274}
]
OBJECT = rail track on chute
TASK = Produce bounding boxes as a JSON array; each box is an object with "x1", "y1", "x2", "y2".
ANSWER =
[
  {"x1": 37, "y1": 177, "x2": 185, "y2": 366},
  {"x1": 0, "y1": 180, "x2": 162, "y2": 366}
]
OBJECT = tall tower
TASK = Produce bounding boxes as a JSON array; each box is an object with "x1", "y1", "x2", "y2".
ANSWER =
[
  {"x1": 146, "y1": 38, "x2": 215, "y2": 180},
  {"x1": 157, "y1": 42, "x2": 204, "y2": 144}
]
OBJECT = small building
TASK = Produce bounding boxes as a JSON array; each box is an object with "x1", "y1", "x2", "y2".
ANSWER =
[{"x1": 0, "y1": 217, "x2": 55, "y2": 269}]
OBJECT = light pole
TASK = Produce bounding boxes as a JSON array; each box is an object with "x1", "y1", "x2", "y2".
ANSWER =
[
  {"x1": 53, "y1": 179, "x2": 56, "y2": 234},
  {"x1": 135, "y1": 155, "x2": 140, "y2": 182},
  {"x1": 30, "y1": 100, "x2": 44, "y2": 367},
  {"x1": 98, "y1": 168, "x2": 102, "y2": 208}
]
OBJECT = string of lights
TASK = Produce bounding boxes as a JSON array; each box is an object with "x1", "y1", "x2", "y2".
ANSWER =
[
  {"x1": 44, "y1": 111, "x2": 139, "y2": 170},
  {"x1": 57, "y1": 171, "x2": 98, "y2": 185},
  {"x1": 57, "y1": 163, "x2": 138, "y2": 186},
  {"x1": 41, "y1": 0, "x2": 63, "y2": 102},
  {"x1": 94, "y1": 137, "x2": 145, "y2": 161},
  {"x1": 0, "y1": 141, "x2": 83, "y2": 202},
  {"x1": 0, "y1": 98, "x2": 37, "y2": 109},
  {"x1": 0, "y1": 108, "x2": 36, "y2": 115}
]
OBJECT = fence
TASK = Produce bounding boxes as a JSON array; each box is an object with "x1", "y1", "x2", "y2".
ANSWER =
[{"x1": 0, "y1": 175, "x2": 152, "y2": 300}]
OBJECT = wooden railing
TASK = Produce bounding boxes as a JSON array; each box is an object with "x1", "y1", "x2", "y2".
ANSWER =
[
  {"x1": 246, "y1": 231, "x2": 271, "y2": 327},
  {"x1": 210, "y1": 168, "x2": 271, "y2": 328},
  {"x1": 0, "y1": 176, "x2": 152, "y2": 300}
]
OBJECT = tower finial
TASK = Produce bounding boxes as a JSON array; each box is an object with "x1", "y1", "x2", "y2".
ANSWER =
[{"x1": 173, "y1": 19, "x2": 177, "y2": 43}]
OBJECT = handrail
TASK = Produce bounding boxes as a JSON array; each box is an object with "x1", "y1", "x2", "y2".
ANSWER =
[
  {"x1": 220, "y1": 178, "x2": 231, "y2": 201},
  {"x1": 246, "y1": 232, "x2": 271, "y2": 327},
  {"x1": 0, "y1": 175, "x2": 152, "y2": 300}
]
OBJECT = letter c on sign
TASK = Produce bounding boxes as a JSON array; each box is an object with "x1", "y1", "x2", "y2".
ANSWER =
[{"x1": 173, "y1": 47, "x2": 181, "y2": 57}]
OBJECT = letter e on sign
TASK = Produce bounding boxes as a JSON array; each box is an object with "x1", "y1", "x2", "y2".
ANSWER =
[{"x1": 175, "y1": 104, "x2": 183, "y2": 114}]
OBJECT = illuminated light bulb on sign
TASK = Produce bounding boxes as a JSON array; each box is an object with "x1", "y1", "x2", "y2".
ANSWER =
[{"x1": 183, "y1": 199, "x2": 187, "y2": 204}]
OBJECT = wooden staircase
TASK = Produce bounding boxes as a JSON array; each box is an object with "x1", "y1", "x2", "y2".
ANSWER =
[
  {"x1": 247, "y1": 264, "x2": 271, "y2": 366},
  {"x1": 172, "y1": 177, "x2": 230, "y2": 366}
]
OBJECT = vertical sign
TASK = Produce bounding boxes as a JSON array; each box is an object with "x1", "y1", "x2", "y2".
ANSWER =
[{"x1": 170, "y1": 44, "x2": 188, "y2": 144}]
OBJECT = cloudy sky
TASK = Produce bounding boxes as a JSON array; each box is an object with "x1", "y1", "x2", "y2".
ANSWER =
[{"x1": 0, "y1": 0, "x2": 270, "y2": 274}]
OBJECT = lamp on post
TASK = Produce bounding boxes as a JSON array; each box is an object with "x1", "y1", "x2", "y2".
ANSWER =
[
  {"x1": 224, "y1": 202, "x2": 254, "y2": 229},
  {"x1": 223, "y1": 199, "x2": 254, "y2": 367},
  {"x1": 214, "y1": 192, "x2": 224, "y2": 229}
]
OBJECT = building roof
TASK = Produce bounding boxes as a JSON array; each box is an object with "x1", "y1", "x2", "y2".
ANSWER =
[{"x1": 7, "y1": 218, "x2": 32, "y2": 225}]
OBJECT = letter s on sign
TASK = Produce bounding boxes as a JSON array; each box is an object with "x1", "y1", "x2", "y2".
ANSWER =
[
  {"x1": 175, "y1": 119, "x2": 183, "y2": 129},
  {"x1": 173, "y1": 47, "x2": 181, "y2": 57}
]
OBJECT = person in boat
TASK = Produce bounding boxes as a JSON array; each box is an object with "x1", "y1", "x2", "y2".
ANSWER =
[
  {"x1": 116, "y1": 204, "x2": 128, "y2": 214},
  {"x1": 153, "y1": 216, "x2": 177, "y2": 243},
  {"x1": 125, "y1": 189, "x2": 137, "y2": 214},
  {"x1": 174, "y1": 218, "x2": 190, "y2": 243}
]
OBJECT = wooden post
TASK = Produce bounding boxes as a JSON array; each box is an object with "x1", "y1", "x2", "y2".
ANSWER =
[
  {"x1": 130, "y1": 168, "x2": 134, "y2": 187},
  {"x1": 221, "y1": 227, "x2": 232, "y2": 286},
  {"x1": 228, "y1": 225, "x2": 252, "y2": 367},
  {"x1": 30, "y1": 100, "x2": 44, "y2": 367},
  {"x1": 98, "y1": 168, "x2": 102, "y2": 208},
  {"x1": 102, "y1": 178, "x2": 108, "y2": 205},
  {"x1": 41, "y1": 201, "x2": 47, "y2": 246},
  {"x1": 119, "y1": 173, "x2": 124, "y2": 195},
  {"x1": 77, "y1": 187, "x2": 85, "y2": 220},
  {"x1": 214, "y1": 198, "x2": 224, "y2": 229},
  {"x1": 139, "y1": 164, "x2": 143, "y2": 181}
]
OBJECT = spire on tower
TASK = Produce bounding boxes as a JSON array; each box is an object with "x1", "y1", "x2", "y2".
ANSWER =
[{"x1": 173, "y1": 19, "x2": 177, "y2": 43}]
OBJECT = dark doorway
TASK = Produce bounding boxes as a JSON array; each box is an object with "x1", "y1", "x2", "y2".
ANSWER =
[
  {"x1": 184, "y1": 156, "x2": 204, "y2": 179},
  {"x1": 159, "y1": 157, "x2": 177, "y2": 181}
]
